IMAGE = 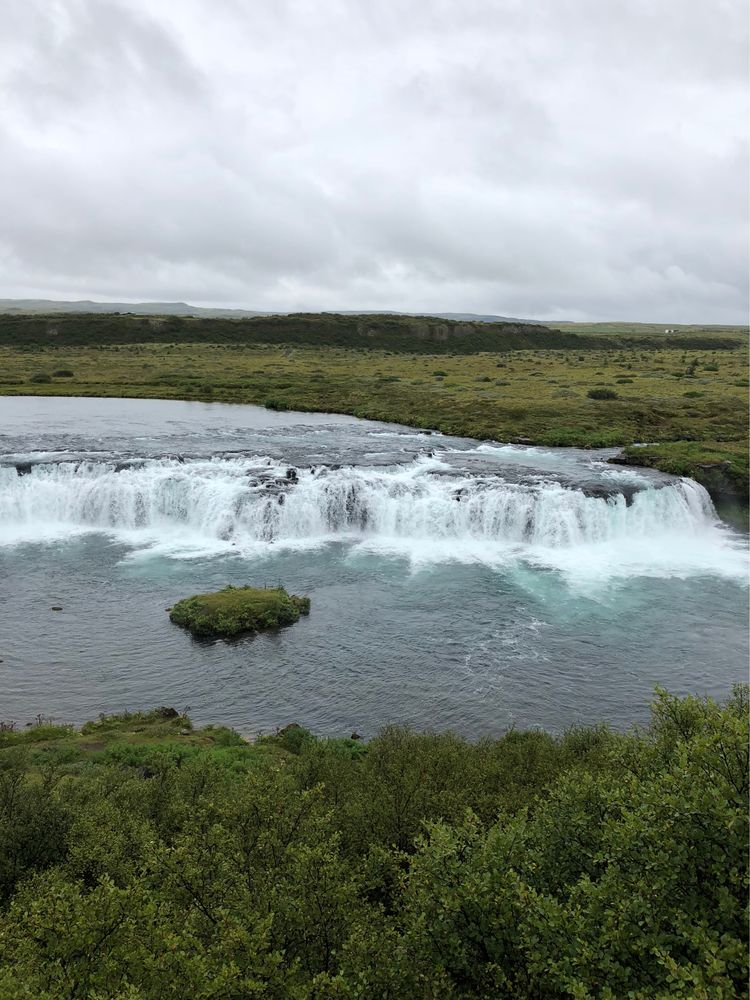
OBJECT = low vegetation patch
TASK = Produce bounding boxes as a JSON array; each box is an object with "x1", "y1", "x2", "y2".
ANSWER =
[{"x1": 169, "y1": 584, "x2": 311, "y2": 639}]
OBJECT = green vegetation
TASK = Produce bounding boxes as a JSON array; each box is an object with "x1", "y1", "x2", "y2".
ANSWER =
[
  {"x1": 169, "y1": 585, "x2": 311, "y2": 639},
  {"x1": 1, "y1": 335, "x2": 747, "y2": 499},
  {"x1": 586, "y1": 387, "x2": 618, "y2": 400},
  {"x1": 614, "y1": 439, "x2": 749, "y2": 507},
  {"x1": 0, "y1": 689, "x2": 746, "y2": 997},
  {"x1": 0, "y1": 310, "x2": 743, "y2": 353}
]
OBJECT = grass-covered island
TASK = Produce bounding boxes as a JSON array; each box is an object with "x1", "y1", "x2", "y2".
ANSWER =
[
  {"x1": 0, "y1": 688, "x2": 746, "y2": 998},
  {"x1": 169, "y1": 585, "x2": 311, "y2": 639}
]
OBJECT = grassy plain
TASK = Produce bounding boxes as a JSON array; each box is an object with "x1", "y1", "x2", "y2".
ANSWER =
[
  {"x1": 1, "y1": 339, "x2": 747, "y2": 497},
  {"x1": 1, "y1": 340, "x2": 747, "y2": 441}
]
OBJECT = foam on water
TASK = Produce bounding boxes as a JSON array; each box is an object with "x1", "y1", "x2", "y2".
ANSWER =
[{"x1": 0, "y1": 455, "x2": 745, "y2": 584}]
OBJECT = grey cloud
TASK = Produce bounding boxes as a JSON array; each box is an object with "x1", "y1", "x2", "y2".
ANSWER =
[{"x1": 0, "y1": 0, "x2": 747, "y2": 322}]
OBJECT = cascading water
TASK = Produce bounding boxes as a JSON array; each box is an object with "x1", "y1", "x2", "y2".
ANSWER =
[
  {"x1": 0, "y1": 396, "x2": 747, "y2": 734},
  {"x1": 0, "y1": 454, "x2": 728, "y2": 559}
]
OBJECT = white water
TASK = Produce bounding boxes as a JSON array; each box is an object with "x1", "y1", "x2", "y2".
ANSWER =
[{"x1": 0, "y1": 456, "x2": 745, "y2": 583}]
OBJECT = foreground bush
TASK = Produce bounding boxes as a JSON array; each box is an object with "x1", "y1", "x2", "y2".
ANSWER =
[{"x1": 0, "y1": 688, "x2": 746, "y2": 998}]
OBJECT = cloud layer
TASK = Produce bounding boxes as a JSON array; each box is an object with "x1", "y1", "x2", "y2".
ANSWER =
[{"x1": 1, "y1": 0, "x2": 747, "y2": 322}]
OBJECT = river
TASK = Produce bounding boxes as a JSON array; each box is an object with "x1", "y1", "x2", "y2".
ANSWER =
[{"x1": 0, "y1": 395, "x2": 746, "y2": 736}]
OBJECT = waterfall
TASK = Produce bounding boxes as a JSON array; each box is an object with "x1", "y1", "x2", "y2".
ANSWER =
[{"x1": 0, "y1": 455, "x2": 719, "y2": 548}]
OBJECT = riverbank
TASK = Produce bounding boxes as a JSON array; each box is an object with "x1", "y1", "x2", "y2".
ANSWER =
[{"x1": 0, "y1": 340, "x2": 746, "y2": 502}]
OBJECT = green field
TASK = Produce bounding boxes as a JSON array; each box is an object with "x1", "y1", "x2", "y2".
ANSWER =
[{"x1": 1, "y1": 335, "x2": 747, "y2": 500}]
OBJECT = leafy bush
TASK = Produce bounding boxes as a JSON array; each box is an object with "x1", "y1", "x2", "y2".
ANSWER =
[
  {"x1": 587, "y1": 387, "x2": 618, "y2": 400},
  {"x1": 0, "y1": 689, "x2": 746, "y2": 998},
  {"x1": 52, "y1": 368, "x2": 74, "y2": 377},
  {"x1": 29, "y1": 371, "x2": 51, "y2": 383}
]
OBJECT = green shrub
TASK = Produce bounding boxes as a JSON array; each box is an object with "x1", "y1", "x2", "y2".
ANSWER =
[
  {"x1": 273, "y1": 723, "x2": 315, "y2": 755},
  {"x1": 587, "y1": 388, "x2": 618, "y2": 400},
  {"x1": 29, "y1": 372, "x2": 51, "y2": 383},
  {"x1": 0, "y1": 689, "x2": 746, "y2": 996},
  {"x1": 52, "y1": 369, "x2": 74, "y2": 377}
]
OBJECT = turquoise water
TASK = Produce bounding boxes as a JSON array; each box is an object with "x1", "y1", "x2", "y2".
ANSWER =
[{"x1": 0, "y1": 396, "x2": 746, "y2": 736}]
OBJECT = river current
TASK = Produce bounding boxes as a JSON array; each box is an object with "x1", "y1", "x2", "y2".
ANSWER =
[{"x1": 0, "y1": 396, "x2": 746, "y2": 736}]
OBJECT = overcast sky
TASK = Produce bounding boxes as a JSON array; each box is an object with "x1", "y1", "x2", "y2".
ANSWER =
[{"x1": 1, "y1": 0, "x2": 748, "y2": 322}]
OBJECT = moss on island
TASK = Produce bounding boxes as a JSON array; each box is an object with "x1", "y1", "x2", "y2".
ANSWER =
[{"x1": 169, "y1": 585, "x2": 310, "y2": 639}]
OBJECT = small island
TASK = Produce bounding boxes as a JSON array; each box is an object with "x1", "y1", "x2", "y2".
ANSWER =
[{"x1": 169, "y1": 585, "x2": 310, "y2": 639}]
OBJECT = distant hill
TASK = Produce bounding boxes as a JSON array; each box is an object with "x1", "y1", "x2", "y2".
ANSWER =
[
  {"x1": 0, "y1": 310, "x2": 741, "y2": 353},
  {"x1": 337, "y1": 309, "x2": 543, "y2": 324},
  {"x1": 1, "y1": 302, "x2": 744, "y2": 335},
  {"x1": 0, "y1": 299, "x2": 273, "y2": 319},
  {"x1": 0, "y1": 299, "x2": 541, "y2": 324}
]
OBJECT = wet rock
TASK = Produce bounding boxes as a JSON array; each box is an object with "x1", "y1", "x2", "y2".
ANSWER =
[
  {"x1": 15, "y1": 463, "x2": 32, "y2": 476},
  {"x1": 153, "y1": 707, "x2": 179, "y2": 719},
  {"x1": 350, "y1": 731, "x2": 361, "y2": 741},
  {"x1": 579, "y1": 483, "x2": 642, "y2": 506},
  {"x1": 285, "y1": 468, "x2": 298, "y2": 481},
  {"x1": 51, "y1": 606, "x2": 63, "y2": 611}
]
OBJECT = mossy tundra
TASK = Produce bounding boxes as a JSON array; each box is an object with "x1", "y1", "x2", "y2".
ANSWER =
[{"x1": 169, "y1": 585, "x2": 311, "y2": 639}]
